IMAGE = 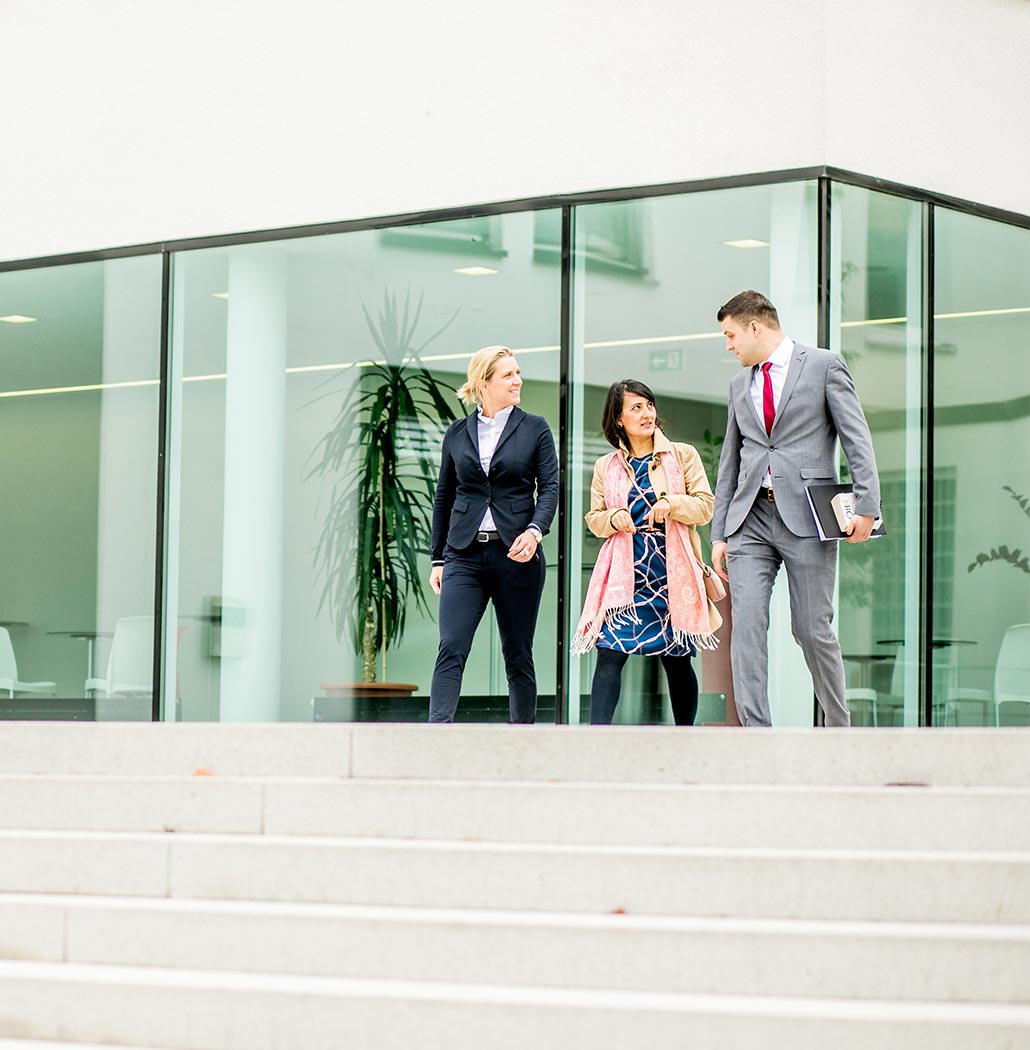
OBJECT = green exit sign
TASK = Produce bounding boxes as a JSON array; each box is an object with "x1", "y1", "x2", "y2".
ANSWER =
[{"x1": 649, "y1": 348, "x2": 683, "y2": 372}]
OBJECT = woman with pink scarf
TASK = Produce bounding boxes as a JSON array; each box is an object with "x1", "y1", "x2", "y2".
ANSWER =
[{"x1": 573, "y1": 380, "x2": 722, "y2": 725}]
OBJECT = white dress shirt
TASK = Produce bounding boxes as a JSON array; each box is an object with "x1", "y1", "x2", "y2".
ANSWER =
[
  {"x1": 476, "y1": 404, "x2": 514, "y2": 531},
  {"x1": 749, "y1": 336, "x2": 794, "y2": 489}
]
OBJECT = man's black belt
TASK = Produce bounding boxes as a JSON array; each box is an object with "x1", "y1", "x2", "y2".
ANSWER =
[
  {"x1": 476, "y1": 531, "x2": 501, "y2": 542},
  {"x1": 759, "y1": 487, "x2": 776, "y2": 502}
]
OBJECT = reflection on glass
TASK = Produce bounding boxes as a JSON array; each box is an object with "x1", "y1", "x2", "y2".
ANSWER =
[
  {"x1": 831, "y1": 185, "x2": 923, "y2": 726},
  {"x1": 537, "y1": 203, "x2": 648, "y2": 275},
  {"x1": 569, "y1": 182, "x2": 819, "y2": 725},
  {"x1": 0, "y1": 256, "x2": 162, "y2": 718},
  {"x1": 933, "y1": 210, "x2": 1030, "y2": 725},
  {"x1": 165, "y1": 213, "x2": 561, "y2": 723}
]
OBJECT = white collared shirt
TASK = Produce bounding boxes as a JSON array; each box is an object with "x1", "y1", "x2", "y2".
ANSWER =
[
  {"x1": 476, "y1": 404, "x2": 514, "y2": 530},
  {"x1": 749, "y1": 336, "x2": 794, "y2": 489}
]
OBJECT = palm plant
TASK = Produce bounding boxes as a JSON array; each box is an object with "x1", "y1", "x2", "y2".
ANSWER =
[
  {"x1": 307, "y1": 290, "x2": 459, "y2": 682},
  {"x1": 968, "y1": 485, "x2": 1030, "y2": 577}
]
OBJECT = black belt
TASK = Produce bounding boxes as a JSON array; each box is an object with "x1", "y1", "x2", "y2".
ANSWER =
[
  {"x1": 476, "y1": 531, "x2": 501, "y2": 542},
  {"x1": 758, "y1": 487, "x2": 776, "y2": 502}
]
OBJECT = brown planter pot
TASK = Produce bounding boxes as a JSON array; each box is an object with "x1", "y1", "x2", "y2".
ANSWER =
[
  {"x1": 319, "y1": 682, "x2": 418, "y2": 699},
  {"x1": 314, "y1": 681, "x2": 420, "y2": 723}
]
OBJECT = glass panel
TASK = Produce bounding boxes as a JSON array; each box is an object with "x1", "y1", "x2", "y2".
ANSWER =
[
  {"x1": 933, "y1": 210, "x2": 1030, "y2": 726},
  {"x1": 165, "y1": 213, "x2": 562, "y2": 723},
  {"x1": 830, "y1": 185, "x2": 924, "y2": 726},
  {"x1": 568, "y1": 182, "x2": 819, "y2": 725},
  {"x1": 0, "y1": 256, "x2": 163, "y2": 719}
]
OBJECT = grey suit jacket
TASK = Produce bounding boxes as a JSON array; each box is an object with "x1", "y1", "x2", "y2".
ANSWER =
[{"x1": 711, "y1": 343, "x2": 880, "y2": 541}]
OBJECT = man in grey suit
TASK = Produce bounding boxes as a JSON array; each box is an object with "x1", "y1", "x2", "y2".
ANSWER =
[{"x1": 711, "y1": 290, "x2": 880, "y2": 727}]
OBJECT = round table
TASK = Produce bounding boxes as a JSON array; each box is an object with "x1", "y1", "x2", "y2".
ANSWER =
[{"x1": 46, "y1": 630, "x2": 114, "y2": 680}]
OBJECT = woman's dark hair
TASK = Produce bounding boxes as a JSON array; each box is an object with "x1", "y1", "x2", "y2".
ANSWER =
[{"x1": 601, "y1": 379, "x2": 662, "y2": 449}]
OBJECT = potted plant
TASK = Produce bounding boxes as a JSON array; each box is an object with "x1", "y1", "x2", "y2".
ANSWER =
[{"x1": 306, "y1": 290, "x2": 459, "y2": 705}]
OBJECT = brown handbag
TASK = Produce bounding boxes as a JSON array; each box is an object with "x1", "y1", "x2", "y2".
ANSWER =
[{"x1": 698, "y1": 560, "x2": 727, "y2": 602}]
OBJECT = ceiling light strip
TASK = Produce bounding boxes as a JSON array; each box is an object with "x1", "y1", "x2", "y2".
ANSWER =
[
  {"x1": 285, "y1": 344, "x2": 564, "y2": 374},
  {"x1": 0, "y1": 334, "x2": 719, "y2": 396},
  {"x1": 7, "y1": 306, "x2": 1026, "y2": 399},
  {"x1": 841, "y1": 306, "x2": 1030, "y2": 328},
  {"x1": 840, "y1": 317, "x2": 908, "y2": 328},
  {"x1": 934, "y1": 306, "x2": 1030, "y2": 320},
  {"x1": 585, "y1": 333, "x2": 722, "y2": 348},
  {"x1": 0, "y1": 378, "x2": 160, "y2": 400}
]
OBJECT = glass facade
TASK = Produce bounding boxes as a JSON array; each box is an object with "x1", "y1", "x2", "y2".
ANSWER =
[
  {"x1": 568, "y1": 183, "x2": 819, "y2": 726},
  {"x1": 164, "y1": 215, "x2": 561, "y2": 722},
  {"x1": 932, "y1": 209, "x2": 1030, "y2": 726},
  {"x1": 831, "y1": 185, "x2": 925, "y2": 726},
  {"x1": 0, "y1": 256, "x2": 163, "y2": 718},
  {"x1": 0, "y1": 173, "x2": 1026, "y2": 725}
]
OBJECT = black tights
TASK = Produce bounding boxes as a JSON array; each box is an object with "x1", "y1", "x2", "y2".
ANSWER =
[{"x1": 589, "y1": 647, "x2": 699, "y2": 726}]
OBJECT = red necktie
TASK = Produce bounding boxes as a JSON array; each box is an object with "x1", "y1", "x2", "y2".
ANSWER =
[{"x1": 762, "y1": 361, "x2": 775, "y2": 435}]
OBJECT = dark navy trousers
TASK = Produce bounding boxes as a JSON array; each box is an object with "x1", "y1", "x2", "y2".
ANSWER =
[{"x1": 429, "y1": 538, "x2": 546, "y2": 723}]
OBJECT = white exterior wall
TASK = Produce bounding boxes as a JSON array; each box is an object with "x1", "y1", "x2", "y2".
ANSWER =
[
  {"x1": 824, "y1": 0, "x2": 1029, "y2": 215},
  {"x1": 0, "y1": 0, "x2": 1026, "y2": 264}
]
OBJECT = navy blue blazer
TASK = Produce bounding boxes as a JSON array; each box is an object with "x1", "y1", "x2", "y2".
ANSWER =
[{"x1": 431, "y1": 407, "x2": 559, "y2": 560}]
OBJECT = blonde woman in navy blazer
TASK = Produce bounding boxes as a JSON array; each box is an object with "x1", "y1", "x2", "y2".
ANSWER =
[{"x1": 428, "y1": 346, "x2": 559, "y2": 723}]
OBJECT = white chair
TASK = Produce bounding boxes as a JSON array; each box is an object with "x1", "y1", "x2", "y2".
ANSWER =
[
  {"x1": 0, "y1": 627, "x2": 57, "y2": 698},
  {"x1": 85, "y1": 616, "x2": 153, "y2": 721},
  {"x1": 845, "y1": 686, "x2": 879, "y2": 726},
  {"x1": 994, "y1": 623, "x2": 1030, "y2": 726},
  {"x1": 845, "y1": 643, "x2": 918, "y2": 726},
  {"x1": 845, "y1": 650, "x2": 903, "y2": 727},
  {"x1": 880, "y1": 644, "x2": 910, "y2": 726},
  {"x1": 946, "y1": 624, "x2": 1030, "y2": 726},
  {"x1": 943, "y1": 685, "x2": 993, "y2": 726},
  {"x1": 885, "y1": 642, "x2": 973, "y2": 726},
  {"x1": 850, "y1": 644, "x2": 908, "y2": 727}
]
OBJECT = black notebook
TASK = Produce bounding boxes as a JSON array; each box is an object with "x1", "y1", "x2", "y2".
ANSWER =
[{"x1": 804, "y1": 483, "x2": 886, "y2": 542}]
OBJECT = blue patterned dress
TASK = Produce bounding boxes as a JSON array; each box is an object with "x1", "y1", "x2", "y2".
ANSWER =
[{"x1": 596, "y1": 455, "x2": 695, "y2": 657}]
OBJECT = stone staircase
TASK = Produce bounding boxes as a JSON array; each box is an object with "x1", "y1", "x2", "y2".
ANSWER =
[{"x1": 0, "y1": 722, "x2": 1028, "y2": 1049}]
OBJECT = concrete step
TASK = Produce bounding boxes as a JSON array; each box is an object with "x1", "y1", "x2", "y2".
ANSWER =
[
  {"x1": 2, "y1": 893, "x2": 1029, "y2": 1004},
  {"x1": 261, "y1": 779, "x2": 1030, "y2": 851},
  {"x1": 344, "y1": 724, "x2": 1030, "y2": 787},
  {"x1": 0, "y1": 1044, "x2": 174, "y2": 1050},
  {"x1": 0, "y1": 959, "x2": 1028, "y2": 1050},
  {"x1": 0, "y1": 725, "x2": 1026, "y2": 1048},
  {"x1": 2, "y1": 774, "x2": 1029, "y2": 851},
  {"x1": 0, "y1": 723, "x2": 1029, "y2": 786},
  {"x1": 2, "y1": 829, "x2": 1029, "y2": 924},
  {"x1": 0, "y1": 775, "x2": 263, "y2": 836}
]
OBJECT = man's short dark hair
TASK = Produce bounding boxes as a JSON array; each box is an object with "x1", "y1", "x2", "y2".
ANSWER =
[
  {"x1": 717, "y1": 290, "x2": 780, "y2": 329},
  {"x1": 601, "y1": 379, "x2": 662, "y2": 450}
]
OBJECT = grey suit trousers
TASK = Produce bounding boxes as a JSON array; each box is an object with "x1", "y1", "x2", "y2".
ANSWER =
[{"x1": 726, "y1": 496, "x2": 849, "y2": 727}]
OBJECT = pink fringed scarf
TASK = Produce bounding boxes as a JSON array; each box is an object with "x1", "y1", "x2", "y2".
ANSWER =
[{"x1": 572, "y1": 448, "x2": 718, "y2": 654}]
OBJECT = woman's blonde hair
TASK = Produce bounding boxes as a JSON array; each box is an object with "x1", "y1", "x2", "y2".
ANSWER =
[{"x1": 457, "y1": 345, "x2": 514, "y2": 407}]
